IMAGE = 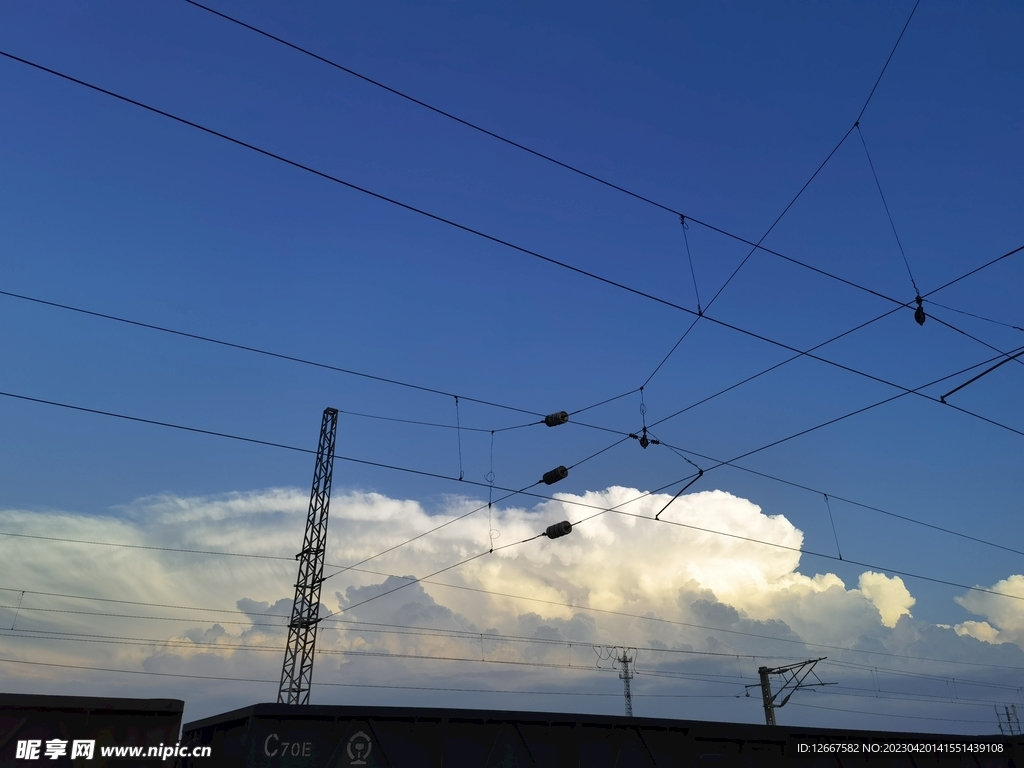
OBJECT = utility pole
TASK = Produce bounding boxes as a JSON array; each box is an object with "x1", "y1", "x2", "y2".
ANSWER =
[
  {"x1": 594, "y1": 646, "x2": 637, "y2": 717},
  {"x1": 746, "y1": 658, "x2": 833, "y2": 726},
  {"x1": 278, "y1": 408, "x2": 338, "y2": 705},
  {"x1": 996, "y1": 705, "x2": 1021, "y2": 736},
  {"x1": 618, "y1": 648, "x2": 634, "y2": 717}
]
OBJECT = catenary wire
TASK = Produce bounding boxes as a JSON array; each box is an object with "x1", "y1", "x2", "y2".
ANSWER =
[
  {"x1": 339, "y1": 408, "x2": 496, "y2": 433},
  {"x1": 641, "y1": 123, "x2": 858, "y2": 389},
  {"x1": 2, "y1": 584, "x2": 1020, "y2": 674},
  {"x1": 822, "y1": 659, "x2": 1024, "y2": 694},
  {"x1": 1, "y1": 343, "x2": 1021, "y2": 581},
  {"x1": 922, "y1": 243, "x2": 1024, "y2": 298},
  {"x1": 0, "y1": 287, "x2": 618, "y2": 436},
  {"x1": 855, "y1": 0, "x2": 921, "y2": 125},
  {"x1": 4, "y1": 591, "x2": 1020, "y2": 702},
  {"x1": 0, "y1": 288, "x2": 543, "y2": 420},
  {"x1": 4, "y1": 550, "x2": 1021, "y2": 689},
  {"x1": 3, "y1": 39, "x2": 1017, "y2": 448},
  {"x1": 4, "y1": 278, "x2": 1013, "y2": 455},
  {"x1": 856, "y1": 123, "x2": 919, "y2": 296},
  {"x1": 646, "y1": 303, "x2": 906, "y2": 431},
  {"x1": 182, "y1": 0, "x2": 914, "y2": 311},
  {"x1": 318, "y1": 432, "x2": 637, "y2": 585},
  {"x1": 928, "y1": 312, "x2": 1024, "y2": 368},
  {"x1": 650, "y1": 441, "x2": 1024, "y2": 559},
  {"x1": 0, "y1": 656, "x2": 735, "y2": 699},
  {"x1": 3, "y1": 629, "x2": 1011, "y2": 709},
  {"x1": 0, "y1": 50, "x2": 936, "y2": 379},
  {"x1": 925, "y1": 300, "x2": 1024, "y2": 333},
  {"x1": 2, "y1": 632, "x2": 1012, "y2": 712},
  {"x1": 641, "y1": 0, "x2": 920, "y2": 387},
  {"x1": 2, "y1": 332, "x2": 1021, "y2": 579},
  {"x1": 0, "y1": 296, "x2": 1017, "y2": 562},
  {"x1": 787, "y1": 701, "x2": 991, "y2": 725},
  {"x1": 0, "y1": 614, "x2": 805, "y2": 664},
  {"x1": 940, "y1": 348, "x2": 1024, "y2": 403},
  {"x1": 606, "y1": 503, "x2": 1022, "y2": 603}
]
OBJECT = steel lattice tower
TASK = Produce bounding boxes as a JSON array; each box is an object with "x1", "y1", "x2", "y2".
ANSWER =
[
  {"x1": 278, "y1": 408, "x2": 338, "y2": 705},
  {"x1": 618, "y1": 649, "x2": 634, "y2": 717}
]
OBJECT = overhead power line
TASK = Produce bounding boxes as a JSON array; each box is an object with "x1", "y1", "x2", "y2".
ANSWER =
[
  {"x1": 4, "y1": 619, "x2": 1019, "y2": 712},
  {"x1": 0, "y1": 616, "x2": 803, "y2": 664},
  {"x1": 925, "y1": 300, "x2": 1024, "y2": 333},
  {"x1": 642, "y1": 121, "x2": 859, "y2": 388},
  {"x1": 856, "y1": 124, "x2": 919, "y2": 296},
  {"x1": 788, "y1": 701, "x2": 991, "y2": 725},
  {"x1": 0, "y1": 41, "x2": 1017, "y2": 436},
  {"x1": 651, "y1": 443, "x2": 1024, "y2": 559},
  {"x1": 922, "y1": 244, "x2": 1024, "y2": 298},
  {"x1": 1, "y1": 629, "x2": 1014, "y2": 711},
  {"x1": 0, "y1": 655, "x2": 737, "y2": 699},
  {"x1": 1, "y1": 341, "x2": 1021, "y2": 591},
  {"x1": 4, "y1": 533, "x2": 1023, "y2": 680},
  {"x1": 206, "y1": 0, "x2": 920, "y2": 395},
  {"x1": 3, "y1": 583, "x2": 1020, "y2": 674},
  {"x1": 0, "y1": 288, "x2": 543, "y2": 421},
  {"x1": 2, "y1": 50, "x2": 946, "y2": 390},
  {"x1": 929, "y1": 313, "x2": 1024, "y2": 369},
  {"x1": 1, "y1": 273, "x2": 1013, "y2": 459},
  {"x1": 182, "y1": 0, "x2": 912, "y2": 312}
]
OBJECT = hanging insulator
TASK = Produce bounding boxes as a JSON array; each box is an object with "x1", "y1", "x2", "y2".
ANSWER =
[
  {"x1": 541, "y1": 466, "x2": 569, "y2": 485},
  {"x1": 545, "y1": 520, "x2": 573, "y2": 539},
  {"x1": 914, "y1": 296, "x2": 926, "y2": 326},
  {"x1": 544, "y1": 411, "x2": 569, "y2": 427}
]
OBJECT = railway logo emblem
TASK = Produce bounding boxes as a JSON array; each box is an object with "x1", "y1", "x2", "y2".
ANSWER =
[{"x1": 347, "y1": 731, "x2": 372, "y2": 765}]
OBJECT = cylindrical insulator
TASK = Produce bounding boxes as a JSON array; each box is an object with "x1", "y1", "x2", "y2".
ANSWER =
[
  {"x1": 541, "y1": 466, "x2": 569, "y2": 485},
  {"x1": 544, "y1": 411, "x2": 569, "y2": 427},
  {"x1": 545, "y1": 520, "x2": 573, "y2": 539}
]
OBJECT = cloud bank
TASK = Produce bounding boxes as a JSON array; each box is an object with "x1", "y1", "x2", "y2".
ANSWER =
[{"x1": 0, "y1": 485, "x2": 1021, "y2": 733}]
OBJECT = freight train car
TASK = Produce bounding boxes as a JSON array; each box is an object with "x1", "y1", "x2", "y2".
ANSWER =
[
  {"x1": 0, "y1": 693, "x2": 184, "y2": 766},
  {"x1": 179, "y1": 702, "x2": 1021, "y2": 767}
]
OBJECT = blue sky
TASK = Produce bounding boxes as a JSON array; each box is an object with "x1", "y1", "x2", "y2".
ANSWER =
[{"x1": 1, "y1": 0, "x2": 1022, "y2": 733}]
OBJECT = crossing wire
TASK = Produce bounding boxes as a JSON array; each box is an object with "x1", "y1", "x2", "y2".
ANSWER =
[
  {"x1": 182, "y1": 0, "x2": 915, "y2": 315},
  {"x1": 0, "y1": 288, "x2": 543, "y2": 421},
  {"x1": 856, "y1": 123, "x2": 920, "y2": 296},
  {"x1": 1, "y1": 630, "x2": 1015, "y2": 710},
  {"x1": 0, "y1": 49, "x2": 934, "y2": 384},
  {"x1": 0, "y1": 656, "x2": 741, "y2": 699},
  {"x1": 1, "y1": 341, "x2": 1021, "y2": 578},
  {"x1": 925, "y1": 300, "x2": 1024, "y2": 333},
  {"x1": 0, "y1": 36, "x2": 1016, "y2": 427},
  {"x1": 2, "y1": 583, "x2": 1021, "y2": 674},
  {"x1": 1, "y1": 631, "x2": 1016, "y2": 712},
  {"x1": 642, "y1": 121, "x2": 858, "y2": 389}
]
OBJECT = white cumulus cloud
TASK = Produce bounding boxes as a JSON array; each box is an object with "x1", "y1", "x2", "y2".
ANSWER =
[
  {"x1": 0, "y1": 485, "x2": 1021, "y2": 731},
  {"x1": 857, "y1": 571, "x2": 915, "y2": 628}
]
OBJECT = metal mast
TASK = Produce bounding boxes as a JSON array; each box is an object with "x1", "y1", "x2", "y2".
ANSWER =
[
  {"x1": 618, "y1": 649, "x2": 635, "y2": 717},
  {"x1": 996, "y1": 704, "x2": 1021, "y2": 736},
  {"x1": 747, "y1": 658, "x2": 833, "y2": 726},
  {"x1": 278, "y1": 408, "x2": 338, "y2": 705}
]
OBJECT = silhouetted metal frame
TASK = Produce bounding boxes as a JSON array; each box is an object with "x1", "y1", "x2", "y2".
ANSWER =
[{"x1": 278, "y1": 408, "x2": 339, "y2": 705}]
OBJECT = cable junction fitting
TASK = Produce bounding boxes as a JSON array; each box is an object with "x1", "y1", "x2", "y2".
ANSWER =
[
  {"x1": 543, "y1": 411, "x2": 569, "y2": 427},
  {"x1": 914, "y1": 296, "x2": 926, "y2": 326},
  {"x1": 544, "y1": 521, "x2": 573, "y2": 539},
  {"x1": 628, "y1": 427, "x2": 659, "y2": 449},
  {"x1": 541, "y1": 466, "x2": 569, "y2": 485}
]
